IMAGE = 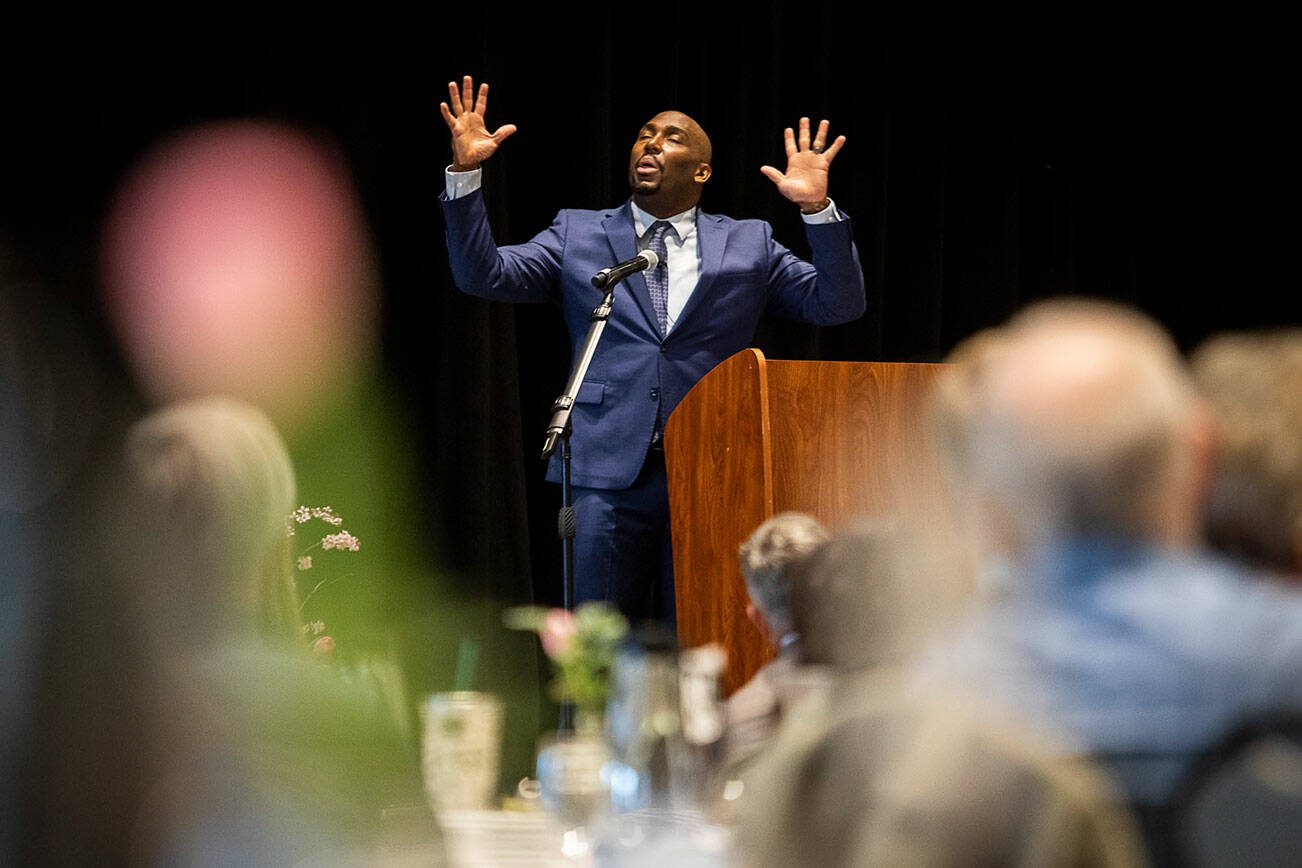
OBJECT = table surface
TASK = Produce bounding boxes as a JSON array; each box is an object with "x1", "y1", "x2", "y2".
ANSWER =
[{"x1": 439, "y1": 809, "x2": 574, "y2": 866}]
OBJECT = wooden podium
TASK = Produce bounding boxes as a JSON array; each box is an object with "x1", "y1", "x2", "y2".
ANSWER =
[{"x1": 664, "y1": 349, "x2": 946, "y2": 694}]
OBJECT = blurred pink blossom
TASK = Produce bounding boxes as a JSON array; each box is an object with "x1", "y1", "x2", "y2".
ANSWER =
[
  {"x1": 297, "y1": 555, "x2": 313, "y2": 571},
  {"x1": 539, "y1": 608, "x2": 578, "y2": 659},
  {"x1": 100, "y1": 121, "x2": 379, "y2": 430},
  {"x1": 313, "y1": 635, "x2": 336, "y2": 658}
]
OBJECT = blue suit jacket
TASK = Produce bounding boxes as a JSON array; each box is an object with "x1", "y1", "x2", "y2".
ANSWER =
[{"x1": 442, "y1": 189, "x2": 866, "y2": 490}]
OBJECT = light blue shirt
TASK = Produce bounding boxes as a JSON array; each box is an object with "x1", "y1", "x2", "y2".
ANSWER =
[{"x1": 918, "y1": 538, "x2": 1302, "y2": 803}]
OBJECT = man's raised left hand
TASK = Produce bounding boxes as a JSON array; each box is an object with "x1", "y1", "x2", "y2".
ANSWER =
[{"x1": 760, "y1": 117, "x2": 846, "y2": 213}]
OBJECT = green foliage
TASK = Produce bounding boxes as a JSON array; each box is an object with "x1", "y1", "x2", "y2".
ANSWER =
[{"x1": 505, "y1": 602, "x2": 628, "y2": 715}]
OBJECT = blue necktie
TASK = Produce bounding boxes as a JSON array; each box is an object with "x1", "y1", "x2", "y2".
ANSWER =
[{"x1": 644, "y1": 221, "x2": 673, "y2": 336}]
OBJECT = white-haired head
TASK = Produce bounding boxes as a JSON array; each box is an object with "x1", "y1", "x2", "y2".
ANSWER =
[{"x1": 967, "y1": 300, "x2": 1209, "y2": 552}]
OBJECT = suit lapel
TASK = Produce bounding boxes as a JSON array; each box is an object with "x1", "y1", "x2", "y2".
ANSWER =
[
  {"x1": 602, "y1": 203, "x2": 661, "y2": 335},
  {"x1": 671, "y1": 211, "x2": 728, "y2": 335}
]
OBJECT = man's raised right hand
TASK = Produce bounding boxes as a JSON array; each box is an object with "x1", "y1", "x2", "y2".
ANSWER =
[{"x1": 440, "y1": 75, "x2": 518, "y2": 172}]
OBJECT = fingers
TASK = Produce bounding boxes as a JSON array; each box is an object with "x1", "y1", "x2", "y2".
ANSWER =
[
  {"x1": 447, "y1": 75, "x2": 498, "y2": 123},
  {"x1": 760, "y1": 165, "x2": 786, "y2": 185},
  {"x1": 786, "y1": 118, "x2": 841, "y2": 156},
  {"x1": 822, "y1": 134, "x2": 847, "y2": 163},
  {"x1": 812, "y1": 119, "x2": 829, "y2": 152},
  {"x1": 439, "y1": 102, "x2": 455, "y2": 129},
  {"x1": 461, "y1": 76, "x2": 475, "y2": 115},
  {"x1": 491, "y1": 124, "x2": 518, "y2": 144}
]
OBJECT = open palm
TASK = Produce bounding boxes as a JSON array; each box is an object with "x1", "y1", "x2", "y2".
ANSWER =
[
  {"x1": 760, "y1": 118, "x2": 846, "y2": 210},
  {"x1": 440, "y1": 75, "x2": 518, "y2": 171}
]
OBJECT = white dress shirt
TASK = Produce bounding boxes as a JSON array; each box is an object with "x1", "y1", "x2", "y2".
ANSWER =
[{"x1": 629, "y1": 200, "x2": 700, "y2": 333}]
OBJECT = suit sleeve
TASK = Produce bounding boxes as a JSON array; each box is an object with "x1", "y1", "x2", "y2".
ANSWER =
[
  {"x1": 440, "y1": 187, "x2": 567, "y2": 304},
  {"x1": 763, "y1": 215, "x2": 867, "y2": 326}
]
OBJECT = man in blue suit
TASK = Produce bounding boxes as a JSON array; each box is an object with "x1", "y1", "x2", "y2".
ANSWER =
[{"x1": 439, "y1": 75, "x2": 866, "y2": 625}]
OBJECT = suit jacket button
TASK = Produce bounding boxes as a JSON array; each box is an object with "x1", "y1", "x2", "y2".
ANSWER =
[{"x1": 649, "y1": 388, "x2": 660, "y2": 400}]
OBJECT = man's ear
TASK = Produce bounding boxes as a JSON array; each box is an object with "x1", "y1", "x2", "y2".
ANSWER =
[
  {"x1": 1182, "y1": 401, "x2": 1221, "y2": 544},
  {"x1": 695, "y1": 162, "x2": 712, "y2": 184}
]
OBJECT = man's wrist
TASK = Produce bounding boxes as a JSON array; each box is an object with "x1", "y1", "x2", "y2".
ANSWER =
[
  {"x1": 799, "y1": 198, "x2": 841, "y2": 224},
  {"x1": 450, "y1": 162, "x2": 481, "y2": 173},
  {"x1": 798, "y1": 198, "x2": 832, "y2": 214},
  {"x1": 445, "y1": 165, "x2": 484, "y2": 200}
]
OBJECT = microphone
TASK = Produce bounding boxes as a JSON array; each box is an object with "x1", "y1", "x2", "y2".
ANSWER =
[{"x1": 591, "y1": 249, "x2": 660, "y2": 289}]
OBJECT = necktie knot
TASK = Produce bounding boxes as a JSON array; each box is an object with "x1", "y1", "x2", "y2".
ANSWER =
[{"x1": 646, "y1": 220, "x2": 675, "y2": 245}]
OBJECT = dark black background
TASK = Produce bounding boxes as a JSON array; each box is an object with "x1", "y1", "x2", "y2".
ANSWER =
[{"x1": 3, "y1": 7, "x2": 1293, "y2": 610}]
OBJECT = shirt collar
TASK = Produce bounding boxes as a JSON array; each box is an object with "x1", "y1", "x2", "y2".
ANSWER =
[{"x1": 630, "y1": 200, "x2": 697, "y2": 241}]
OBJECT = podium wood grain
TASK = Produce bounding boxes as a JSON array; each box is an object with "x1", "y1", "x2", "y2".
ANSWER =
[
  {"x1": 666, "y1": 350, "x2": 945, "y2": 694},
  {"x1": 665, "y1": 349, "x2": 774, "y2": 694}
]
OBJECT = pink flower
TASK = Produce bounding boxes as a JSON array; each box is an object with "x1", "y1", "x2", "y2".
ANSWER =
[
  {"x1": 313, "y1": 635, "x2": 335, "y2": 658},
  {"x1": 297, "y1": 555, "x2": 313, "y2": 571},
  {"x1": 539, "y1": 608, "x2": 578, "y2": 659}
]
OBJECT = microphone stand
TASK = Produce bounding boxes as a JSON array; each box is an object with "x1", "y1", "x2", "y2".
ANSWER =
[{"x1": 540, "y1": 270, "x2": 628, "y2": 734}]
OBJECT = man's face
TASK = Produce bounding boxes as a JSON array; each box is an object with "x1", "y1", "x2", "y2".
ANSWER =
[{"x1": 628, "y1": 111, "x2": 711, "y2": 207}]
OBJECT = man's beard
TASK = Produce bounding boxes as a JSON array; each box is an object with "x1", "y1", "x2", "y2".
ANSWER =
[{"x1": 630, "y1": 175, "x2": 661, "y2": 198}]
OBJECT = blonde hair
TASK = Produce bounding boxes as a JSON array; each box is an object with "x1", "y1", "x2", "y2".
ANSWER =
[{"x1": 124, "y1": 396, "x2": 301, "y2": 644}]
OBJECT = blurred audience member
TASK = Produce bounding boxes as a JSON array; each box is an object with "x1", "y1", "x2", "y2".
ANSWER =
[
  {"x1": 920, "y1": 300, "x2": 1302, "y2": 810},
  {"x1": 725, "y1": 513, "x2": 829, "y2": 770},
  {"x1": 740, "y1": 688, "x2": 1146, "y2": 867},
  {"x1": 739, "y1": 513, "x2": 829, "y2": 654},
  {"x1": 738, "y1": 518, "x2": 1144, "y2": 866},
  {"x1": 1193, "y1": 329, "x2": 1302, "y2": 580},
  {"x1": 98, "y1": 118, "x2": 541, "y2": 789},
  {"x1": 121, "y1": 397, "x2": 302, "y2": 648},
  {"x1": 1, "y1": 255, "x2": 47, "y2": 864},
  {"x1": 7, "y1": 243, "x2": 140, "y2": 864},
  {"x1": 1168, "y1": 714, "x2": 1302, "y2": 866},
  {"x1": 792, "y1": 521, "x2": 955, "y2": 674},
  {"x1": 112, "y1": 397, "x2": 429, "y2": 863},
  {"x1": 929, "y1": 326, "x2": 1018, "y2": 593}
]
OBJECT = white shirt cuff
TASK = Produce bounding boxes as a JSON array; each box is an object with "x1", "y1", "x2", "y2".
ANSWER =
[
  {"x1": 445, "y1": 166, "x2": 483, "y2": 199},
  {"x1": 800, "y1": 198, "x2": 842, "y2": 224}
]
